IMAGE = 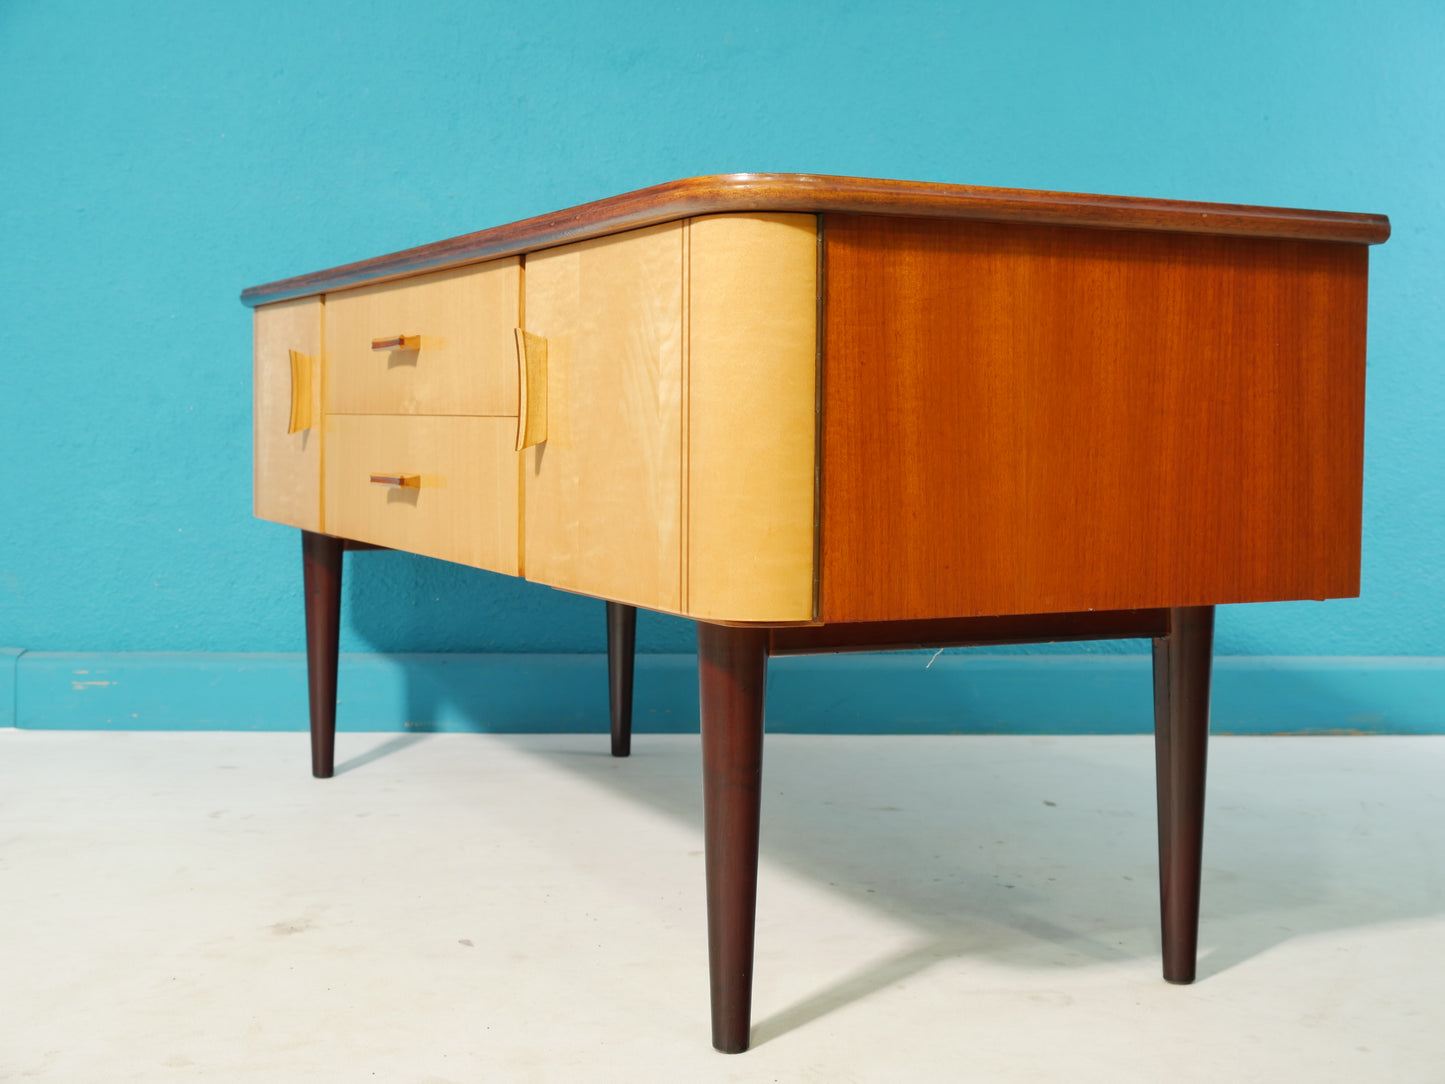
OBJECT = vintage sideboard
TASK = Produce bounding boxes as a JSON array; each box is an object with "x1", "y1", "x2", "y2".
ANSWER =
[{"x1": 243, "y1": 174, "x2": 1389, "y2": 1052}]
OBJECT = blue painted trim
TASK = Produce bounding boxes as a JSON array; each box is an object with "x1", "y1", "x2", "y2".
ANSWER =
[
  {"x1": 1, "y1": 648, "x2": 23, "y2": 728},
  {"x1": 12, "y1": 652, "x2": 1445, "y2": 734}
]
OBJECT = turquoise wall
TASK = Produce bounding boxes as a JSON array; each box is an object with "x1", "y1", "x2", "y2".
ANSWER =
[{"x1": 1, "y1": 1, "x2": 1441, "y2": 668}]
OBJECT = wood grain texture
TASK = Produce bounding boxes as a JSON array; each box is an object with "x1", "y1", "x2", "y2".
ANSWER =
[
  {"x1": 253, "y1": 298, "x2": 322, "y2": 531},
  {"x1": 697, "y1": 621, "x2": 769, "y2": 1054},
  {"x1": 687, "y1": 214, "x2": 819, "y2": 622},
  {"x1": 325, "y1": 258, "x2": 520, "y2": 417},
  {"x1": 241, "y1": 175, "x2": 1390, "y2": 307},
  {"x1": 820, "y1": 214, "x2": 1370, "y2": 622},
  {"x1": 302, "y1": 529, "x2": 343, "y2": 778},
  {"x1": 522, "y1": 221, "x2": 684, "y2": 610},
  {"x1": 324, "y1": 414, "x2": 519, "y2": 574},
  {"x1": 1153, "y1": 605, "x2": 1214, "y2": 984}
]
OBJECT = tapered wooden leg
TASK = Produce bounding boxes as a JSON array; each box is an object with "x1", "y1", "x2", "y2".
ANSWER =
[
  {"x1": 1152, "y1": 604, "x2": 1215, "y2": 983},
  {"x1": 698, "y1": 622, "x2": 769, "y2": 1054},
  {"x1": 607, "y1": 602, "x2": 637, "y2": 758},
  {"x1": 302, "y1": 530, "x2": 343, "y2": 779}
]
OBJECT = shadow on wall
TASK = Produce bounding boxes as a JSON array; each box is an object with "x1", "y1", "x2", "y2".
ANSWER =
[
  {"x1": 336, "y1": 549, "x2": 1182, "y2": 739},
  {"x1": 342, "y1": 547, "x2": 694, "y2": 730},
  {"x1": 344, "y1": 548, "x2": 596, "y2": 732},
  {"x1": 336, "y1": 549, "x2": 1442, "y2": 740},
  {"x1": 338, "y1": 549, "x2": 1434, "y2": 738},
  {"x1": 343, "y1": 548, "x2": 698, "y2": 655}
]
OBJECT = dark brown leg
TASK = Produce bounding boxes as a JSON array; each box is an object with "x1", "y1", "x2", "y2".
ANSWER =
[
  {"x1": 302, "y1": 530, "x2": 343, "y2": 779},
  {"x1": 698, "y1": 622, "x2": 769, "y2": 1054},
  {"x1": 1152, "y1": 604, "x2": 1215, "y2": 983},
  {"x1": 607, "y1": 602, "x2": 637, "y2": 757}
]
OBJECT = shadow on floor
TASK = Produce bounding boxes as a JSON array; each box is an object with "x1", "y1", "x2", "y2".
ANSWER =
[
  {"x1": 331, "y1": 551, "x2": 1443, "y2": 1045},
  {"x1": 333, "y1": 715, "x2": 1443, "y2": 1047},
  {"x1": 334, "y1": 733, "x2": 430, "y2": 776}
]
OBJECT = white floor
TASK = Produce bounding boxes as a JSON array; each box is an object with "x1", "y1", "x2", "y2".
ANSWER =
[{"x1": 1, "y1": 731, "x2": 1441, "y2": 1082}]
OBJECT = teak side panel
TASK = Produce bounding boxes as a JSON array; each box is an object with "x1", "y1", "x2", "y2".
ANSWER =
[
  {"x1": 325, "y1": 259, "x2": 521, "y2": 417},
  {"x1": 323, "y1": 414, "x2": 519, "y2": 573},
  {"x1": 253, "y1": 298, "x2": 322, "y2": 531},
  {"x1": 523, "y1": 222, "x2": 684, "y2": 611},
  {"x1": 687, "y1": 214, "x2": 819, "y2": 622},
  {"x1": 820, "y1": 214, "x2": 1369, "y2": 621}
]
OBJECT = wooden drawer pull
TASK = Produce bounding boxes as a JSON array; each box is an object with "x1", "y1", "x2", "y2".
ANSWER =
[
  {"x1": 515, "y1": 328, "x2": 548, "y2": 451},
  {"x1": 371, "y1": 335, "x2": 422, "y2": 351},
  {"x1": 369, "y1": 473, "x2": 421, "y2": 488},
  {"x1": 287, "y1": 349, "x2": 315, "y2": 434}
]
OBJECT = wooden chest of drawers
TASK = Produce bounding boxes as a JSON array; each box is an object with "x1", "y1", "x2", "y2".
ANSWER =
[
  {"x1": 255, "y1": 213, "x2": 818, "y2": 618},
  {"x1": 245, "y1": 174, "x2": 1389, "y2": 1052}
]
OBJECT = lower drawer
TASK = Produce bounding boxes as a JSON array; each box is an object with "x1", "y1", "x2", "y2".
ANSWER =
[{"x1": 324, "y1": 414, "x2": 519, "y2": 574}]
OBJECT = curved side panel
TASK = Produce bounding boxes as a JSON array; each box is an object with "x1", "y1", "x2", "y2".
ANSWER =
[{"x1": 687, "y1": 214, "x2": 819, "y2": 622}]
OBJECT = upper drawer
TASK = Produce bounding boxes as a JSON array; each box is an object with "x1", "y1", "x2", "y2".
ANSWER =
[{"x1": 325, "y1": 258, "x2": 520, "y2": 416}]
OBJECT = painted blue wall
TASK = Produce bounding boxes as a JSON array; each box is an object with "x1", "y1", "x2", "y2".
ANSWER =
[{"x1": 1, "y1": 0, "x2": 1441, "y2": 662}]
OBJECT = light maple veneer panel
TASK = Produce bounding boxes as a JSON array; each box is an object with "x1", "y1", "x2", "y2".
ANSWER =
[
  {"x1": 523, "y1": 222, "x2": 684, "y2": 610},
  {"x1": 820, "y1": 214, "x2": 1370, "y2": 621},
  {"x1": 253, "y1": 297, "x2": 322, "y2": 531},
  {"x1": 687, "y1": 214, "x2": 819, "y2": 622},
  {"x1": 324, "y1": 414, "x2": 519, "y2": 574},
  {"x1": 326, "y1": 259, "x2": 520, "y2": 416}
]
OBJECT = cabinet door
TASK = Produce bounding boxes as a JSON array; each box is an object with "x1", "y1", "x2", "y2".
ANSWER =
[
  {"x1": 253, "y1": 297, "x2": 322, "y2": 531},
  {"x1": 522, "y1": 222, "x2": 684, "y2": 610}
]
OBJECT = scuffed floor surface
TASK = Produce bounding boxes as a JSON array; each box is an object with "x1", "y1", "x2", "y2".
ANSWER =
[{"x1": 1, "y1": 731, "x2": 1441, "y2": 1082}]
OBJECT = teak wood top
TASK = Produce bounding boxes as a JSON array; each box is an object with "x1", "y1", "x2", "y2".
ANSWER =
[{"x1": 241, "y1": 174, "x2": 1389, "y2": 306}]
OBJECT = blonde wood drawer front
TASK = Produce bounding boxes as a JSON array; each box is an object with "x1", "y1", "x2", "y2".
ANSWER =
[
  {"x1": 326, "y1": 259, "x2": 521, "y2": 417},
  {"x1": 253, "y1": 297, "x2": 322, "y2": 531},
  {"x1": 324, "y1": 414, "x2": 519, "y2": 573}
]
